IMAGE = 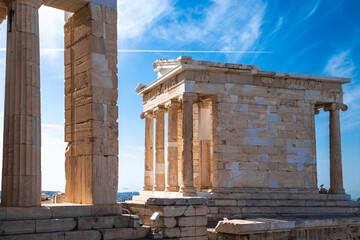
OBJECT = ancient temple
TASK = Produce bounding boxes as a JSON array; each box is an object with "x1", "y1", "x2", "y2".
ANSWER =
[
  {"x1": 136, "y1": 56, "x2": 349, "y2": 196},
  {"x1": 127, "y1": 56, "x2": 360, "y2": 237}
]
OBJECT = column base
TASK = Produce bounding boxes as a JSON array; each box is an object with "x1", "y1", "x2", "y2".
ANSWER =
[
  {"x1": 165, "y1": 186, "x2": 179, "y2": 192},
  {"x1": 329, "y1": 188, "x2": 345, "y2": 194},
  {"x1": 153, "y1": 185, "x2": 165, "y2": 191},
  {"x1": 143, "y1": 186, "x2": 153, "y2": 191},
  {"x1": 180, "y1": 185, "x2": 196, "y2": 195}
]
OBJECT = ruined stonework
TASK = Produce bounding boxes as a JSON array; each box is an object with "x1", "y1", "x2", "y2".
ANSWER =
[
  {"x1": 133, "y1": 57, "x2": 359, "y2": 224},
  {"x1": 64, "y1": 2, "x2": 119, "y2": 205}
]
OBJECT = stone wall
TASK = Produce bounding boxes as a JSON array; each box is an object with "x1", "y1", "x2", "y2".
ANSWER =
[
  {"x1": 126, "y1": 197, "x2": 209, "y2": 239},
  {"x1": 184, "y1": 69, "x2": 344, "y2": 193},
  {"x1": 64, "y1": 2, "x2": 118, "y2": 204}
]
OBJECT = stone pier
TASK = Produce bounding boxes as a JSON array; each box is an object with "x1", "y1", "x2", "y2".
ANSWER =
[{"x1": 64, "y1": 2, "x2": 119, "y2": 205}]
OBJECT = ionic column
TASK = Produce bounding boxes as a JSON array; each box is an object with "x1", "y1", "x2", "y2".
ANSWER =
[
  {"x1": 141, "y1": 112, "x2": 155, "y2": 191},
  {"x1": 324, "y1": 103, "x2": 347, "y2": 194},
  {"x1": 198, "y1": 100, "x2": 212, "y2": 190},
  {"x1": 179, "y1": 93, "x2": 197, "y2": 195},
  {"x1": 166, "y1": 100, "x2": 180, "y2": 191},
  {"x1": 153, "y1": 106, "x2": 166, "y2": 191},
  {"x1": 2, "y1": 0, "x2": 43, "y2": 207}
]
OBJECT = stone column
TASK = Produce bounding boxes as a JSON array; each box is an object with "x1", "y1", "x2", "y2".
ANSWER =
[
  {"x1": 165, "y1": 100, "x2": 180, "y2": 191},
  {"x1": 153, "y1": 106, "x2": 166, "y2": 191},
  {"x1": 179, "y1": 93, "x2": 197, "y2": 195},
  {"x1": 324, "y1": 103, "x2": 347, "y2": 194},
  {"x1": 1, "y1": 0, "x2": 42, "y2": 207},
  {"x1": 198, "y1": 100, "x2": 212, "y2": 190},
  {"x1": 141, "y1": 112, "x2": 154, "y2": 191}
]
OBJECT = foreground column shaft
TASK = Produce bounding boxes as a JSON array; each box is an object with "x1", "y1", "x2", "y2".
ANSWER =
[
  {"x1": 166, "y1": 101, "x2": 179, "y2": 191},
  {"x1": 1, "y1": 0, "x2": 42, "y2": 207},
  {"x1": 325, "y1": 103, "x2": 346, "y2": 194},
  {"x1": 143, "y1": 114, "x2": 154, "y2": 190},
  {"x1": 154, "y1": 107, "x2": 165, "y2": 191},
  {"x1": 180, "y1": 93, "x2": 197, "y2": 195}
]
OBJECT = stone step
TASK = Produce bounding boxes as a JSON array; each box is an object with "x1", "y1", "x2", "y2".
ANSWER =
[
  {"x1": 207, "y1": 199, "x2": 360, "y2": 207},
  {"x1": 0, "y1": 226, "x2": 151, "y2": 240},
  {"x1": 210, "y1": 206, "x2": 360, "y2": 215},
  {"x1": 100, "y1": 226, "x2": 150, "y2": 240},
  {"x1": 0, "y1": 230, "x2": 102, "y2": 240},
  {"x1": 0, "y1": 204, "x2": 122, "y2": 221},
  {"x1": 0, "y1": 218, "x2": 77, "y2": 235}
]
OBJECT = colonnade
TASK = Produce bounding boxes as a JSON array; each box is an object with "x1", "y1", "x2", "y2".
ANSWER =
[
  {"x1": 141, "y1": 93, "x2": 213, "y2": 195},
  {"x1": 316, "y1": 102, "x2": 348, "y2": 194}
]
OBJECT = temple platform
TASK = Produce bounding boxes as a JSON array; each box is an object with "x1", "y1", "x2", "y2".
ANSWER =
[
  {"x1": 0, "y1": 204, "x2": 151, "y2": 240},
  {"x1": 130, "y1": 191, "x2": 360, "y2": 226}
]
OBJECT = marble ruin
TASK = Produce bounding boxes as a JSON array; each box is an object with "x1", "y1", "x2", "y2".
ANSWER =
[{"x1": 0, "y1": 0, "x2": 359, "y2": 239}]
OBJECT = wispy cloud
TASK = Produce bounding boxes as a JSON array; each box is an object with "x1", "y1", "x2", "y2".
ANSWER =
[
  {"x1": 323, "y1": 50, "x2": 355, "y2": 78},
  {"x1": 154, "y1": 0, "x2": 267, "y2": 55},
  {"x1": 39, "y1": 6, "x2": 64, "y2": 60},
  {"x1": 324, "y1": 49, "x2": 359, "y2": 131},
  {"x1": 117, "y1": 0, "x2": 173, "y2": 40},
  {"x1": 305, "y1": 0, "x2": 321, "y2": 19},
  {"x1": 272, "y1": 17, "x2": 283, "y2": 33}
]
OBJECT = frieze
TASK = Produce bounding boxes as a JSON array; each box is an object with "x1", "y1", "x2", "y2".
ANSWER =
[
  {"x1": 195, "y1": 74, "x2": 210, "y2": 82},
  {"x1": 285, "y1": 79, "x2": 321, "y2": 90},
  {"x1": 143, "y1": 76, "x2": 179, "y2": 102},
  {"x1": 261, "y1": 77, "x2": 274, "y2": 84}
]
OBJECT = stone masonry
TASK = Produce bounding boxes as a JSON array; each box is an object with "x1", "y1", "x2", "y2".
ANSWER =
[
  {"x1": 136, "y1": 56, "x2": 350, "y2": 195},
  {"x1": 64, "y1": 1, "x2": 119, "y2": 205}
]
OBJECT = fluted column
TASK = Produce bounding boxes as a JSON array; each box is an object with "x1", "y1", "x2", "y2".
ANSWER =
[
  {"x1": 153, "y1": 106, "x2": 166, "y2": 191},
  {"x1": 141, "y1": 112, "x2": 154, "y2": 191},
  {"x1": 324, "y1": 103, "x2": 347, "y2": 194},
  {"x1": 2, "y1": 0, "x2": 43, "y2": 207},
  {"x1": 179, "y1": 93, "x2": 197, "y2": 195},
  {"x1": 166, "y1": 100, "x2": 180, "y2": 191}
]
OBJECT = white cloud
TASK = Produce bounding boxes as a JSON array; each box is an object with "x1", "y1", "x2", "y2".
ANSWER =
[
  {"x1": 117, "y1": 0, "x2": 173, "y2": 40},
  {"x1": 305, "y1": 0, "x2": 321, "y2": 19},
  {"x1": 154, "y1": 0, "x2": 267, "y2": 56},
  {"x1": 323, "y1": 50, "x2": 355, "y2": 78},
  {"x1": 324, "y1": 50, "x2": 359, "y2": 131},
  {"x1": 39, "y1": 6, "x2": 64, "y2": 60}
]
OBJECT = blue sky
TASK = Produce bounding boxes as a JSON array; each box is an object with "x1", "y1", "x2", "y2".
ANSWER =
[{"x1": 0, "y1": 0, "x2": 359, "y2": 198}]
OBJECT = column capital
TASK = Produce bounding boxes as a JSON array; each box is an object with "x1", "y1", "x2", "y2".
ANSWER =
[
  {"x1": 140, "y1": 111, "x2": 155, "y2": 119},
  {"x1": 165, "y1": 99, "x2": 181, "y2": 109},
  {"x1": 179, "y1": 93, "x2": 197, "y2": 102},
  {"x1": 0, "y1": 2, "x2": 7, "y2": 24},
  {"x1": 6, "y1": 0, "x2": 44, "y2": 8},
  {"x1": 153, "y1": 106, "x2": 166, "y2": 115},
  {"x1": 324, "y1": 103, "x2": 348, "y2": 112}
]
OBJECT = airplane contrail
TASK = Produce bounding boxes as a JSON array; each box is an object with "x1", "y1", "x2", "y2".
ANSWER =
[{"x1": 0, "y1": 48, "x2": 272, "y2": 54}]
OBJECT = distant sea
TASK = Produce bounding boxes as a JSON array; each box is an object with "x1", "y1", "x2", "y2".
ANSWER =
[{"x1": 0, "y1": 191, "x2": 140, "y2": 203}]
